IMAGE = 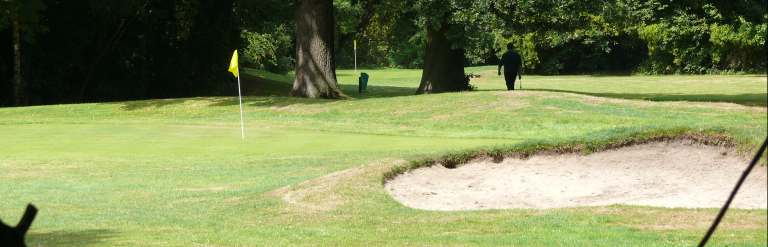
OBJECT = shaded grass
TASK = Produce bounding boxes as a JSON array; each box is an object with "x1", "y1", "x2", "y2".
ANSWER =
[
  {"x1": 239, "y1": 68, "x2": 294, "y2": 97},
  {"x1": 27, "y1": 229, "x2": 116, "y2": 246},
  {"x1": 237, "y1": 66, "x2": 767, "y2": 106},
  {"x1": 0, "y1": 67, "x2": 766, "y2": 246}
]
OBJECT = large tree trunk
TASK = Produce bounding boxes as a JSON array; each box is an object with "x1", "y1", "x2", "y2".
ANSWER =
[
  {"x1": 291, "y1": 0, "x2": 349, "y2": 99},
  {"x1": 415, "y1": 21, "x2": 469, "y2": 95},
  {"x1": 12, "y1": 16, "x2": 25, "y2": 107}
]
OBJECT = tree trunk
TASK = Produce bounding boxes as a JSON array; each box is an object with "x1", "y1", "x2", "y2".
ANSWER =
[
  {"x1": 291, "y1": 0, "x2": 349, "y2": 99},
  {"x1": 415, "y1": 21, "x2": 469, "y2": 95},
  {"x1": 12, "y1": 16, "x2": 25, "y2": 106}
]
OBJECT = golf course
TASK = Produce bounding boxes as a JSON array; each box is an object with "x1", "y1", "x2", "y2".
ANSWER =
[{"x1": 1, "y1": 67, "x2": 766, "y2": 246}]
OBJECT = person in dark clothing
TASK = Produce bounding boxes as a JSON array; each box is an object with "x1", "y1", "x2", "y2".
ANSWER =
[{"x1": 498, "y1": 43, "x2": 523, "y2": 90}]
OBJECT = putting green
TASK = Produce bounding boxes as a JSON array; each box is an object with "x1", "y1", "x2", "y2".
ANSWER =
[{"x1": 1, "y1": 124, "x2": 520, "y2": 157}]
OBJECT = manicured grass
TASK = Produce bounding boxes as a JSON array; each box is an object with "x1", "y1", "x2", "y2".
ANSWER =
[
  {"x1": 346, "y1": 66, "x2": 767, "y2": 106},
  {"x1": 1, "y1": 124, "x2": 517, "y2": 157},
  {"x1": 0, "y1": 67, "x2": 766, "y2": 246}
]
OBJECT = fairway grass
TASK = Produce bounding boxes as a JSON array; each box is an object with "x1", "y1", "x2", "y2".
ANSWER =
[{"x1": 1, "y1": 68, "x2": 766, "y2": 246}]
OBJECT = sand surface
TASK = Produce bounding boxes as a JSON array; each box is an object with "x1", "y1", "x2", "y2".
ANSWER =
[{"x1": 385, "y1": 140, "x2": 767, "y2": 210}]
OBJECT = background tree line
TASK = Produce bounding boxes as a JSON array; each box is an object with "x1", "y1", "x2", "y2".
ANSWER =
[
  {"x1": 0, "y1": 0, "x2": 293, "y2": 106},
  {"x1": 334, "y1": 0, "x2": 766, "y2": 74},
  {"x1": 1, "y1": 0, "x2": 765, "y2": 106}
]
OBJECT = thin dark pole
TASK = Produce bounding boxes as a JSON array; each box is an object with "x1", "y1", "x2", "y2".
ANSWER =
[{"x1": 698, "y1": 137, "x2": 768, "y2": 247}]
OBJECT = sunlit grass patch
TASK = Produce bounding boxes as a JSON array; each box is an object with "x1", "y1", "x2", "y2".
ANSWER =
[{"x1": 0, "y1": 67, "x2": 765, "y2": 246}]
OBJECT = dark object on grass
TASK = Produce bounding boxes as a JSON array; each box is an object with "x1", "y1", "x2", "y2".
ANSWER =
[
  {"x1": 498, "y1": 43, "x2": 523, "y2": 91},
  {"x1": 359, "y1": 73, "x2": 369, "y2": 93},
  {"x1": 0, "y1": 204, "x2": 38, "y2": 247},
  {"x1": 698, "y1": 137, "x2": 767, "y2": 247}
]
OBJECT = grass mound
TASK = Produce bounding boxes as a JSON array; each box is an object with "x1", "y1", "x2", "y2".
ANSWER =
[
  {"x1": 384, "y1": 126, "x2": 766, "y2": 182},
  {"x1": 239, "y1": 69, "x2": 294, "y2": 96}
]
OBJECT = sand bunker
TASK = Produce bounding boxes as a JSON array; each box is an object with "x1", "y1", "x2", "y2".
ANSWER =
[{"x1": 385, "y1": 140, "x2": 767, "y2": 210}]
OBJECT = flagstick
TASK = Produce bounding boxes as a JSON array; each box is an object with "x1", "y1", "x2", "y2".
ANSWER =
[
  {"x1": 354, "y1": 47, "x2": 357, "y2": 73},
  {"x1": 237, "y1": 67, "x2": 244, "y2": 139}
]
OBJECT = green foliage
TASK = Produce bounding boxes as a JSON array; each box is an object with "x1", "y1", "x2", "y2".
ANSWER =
[
  {"x1": 238, "y1": 0, "x2": 294, "y2": 74},
  {"x1": 486, "y1": 0, "x2": 767, "y2": 75},
  {"x1": 0, "y1": 0, "x2": 48, "y2": 42},
  {"x1": 334, "y1": 0, "x2": 364, "y2": 35},
  {"x1": 241, "y1": 25, "x2": 294, "y2": 74},
  {"x1": 637, "y1": 9, "x2": 714, "y2": 74},
  {"x1": 415, "y1": 0, "x2": 498, "y2": 65},
  {"x1": 636, "y1": 4, "x2": 767, "y2": 74},
  {"x1": 709, "y1": 16, "x2": 768, "y2": 73},
  {"x1": 334, "y1": 0, "x2": 427, "y2": 69},
  {"x1": 495, "y1": 34, "x2": 539, "y2": 71}
]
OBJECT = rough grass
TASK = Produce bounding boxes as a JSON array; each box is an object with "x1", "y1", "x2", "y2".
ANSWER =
[{"x1": 0, "y1": 67, "x2": 765, "y2": 246}]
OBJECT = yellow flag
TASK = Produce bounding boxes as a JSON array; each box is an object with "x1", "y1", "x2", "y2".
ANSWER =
[
  {"x1": 228, "y1": 50, "x2": 239, "y2": 77},
  {"x1": 354, "y1": 40, "x2": 356, "y2": 49}
]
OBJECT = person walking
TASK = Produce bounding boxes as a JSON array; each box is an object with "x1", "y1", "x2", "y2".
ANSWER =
[{"x1": 498, "y1": 43, "x2": 523, "y2": 90}]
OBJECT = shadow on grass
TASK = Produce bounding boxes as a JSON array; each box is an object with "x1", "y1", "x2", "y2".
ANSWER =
[
  {"x1": 118, "y1": 71, "x2": 295, "y2": 111},
  {"x1": 527, "y1": 88, "x2": 767, "y2": 107},
  {"x1": 202, "y1": 71, "x2": 419, "y2": 108},
  {"x1": 239, "y1": 71, "x2": 293, "y2": 97},
  {"x1": 200, "y1": 85, "x2": 418, "y2": 109},
  {"x1": 116, "y1": 68, "x2": 421, "y2": 110},
  {"x1": 119, "y1": 97, "x2": 241, "y2": 111},
  {"x1": 338, "y1": 84, "x2": 417, "y2": 99},
  {"x1": 206, "y1": 84, "x2": 417, "y2": 108},
  {"x1": 27, "y1": 229, "x2": 115, "y2": 246},
  {"x1": 240, "y1": 70, "x2": 418, "y2": 100},
  {"x1": 120, "y1": 99, "x2": 188, "y2": 111}
]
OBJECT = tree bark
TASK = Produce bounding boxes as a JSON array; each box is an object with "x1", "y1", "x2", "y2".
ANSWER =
[
  {"x1": 12, "y1": 16, "x2": 25, "y2": 106},
  {"x1": 415, "y1": 21, "x2": 469, "y2": 94},
  {"x1": 291, "y1": 0, "x2": 349, "y2": 99}
]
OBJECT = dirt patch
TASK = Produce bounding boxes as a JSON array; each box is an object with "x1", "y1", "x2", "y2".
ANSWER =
[
  {"x1": 179, "y1": 187, "x2": 228, "y2": 191},
  {"x1": 492, "y1": 91, "x2": 543, "y2": 97},
  {"x1": 573, "y1": 94, "x2": 652, "y2": 106},
  {"x1": 271, "y1": 168, "x2": 365, "y2": 213},
  {"x1": 385, "y1": 140, "x2": 767, "y2": 211},
  {"x1": 272, "y1": 105, "x2": 330, "y2": 114},
  {"x1": 477, "y1": 101, "x2": 531, "y2": 111},
  {"x1": 671, "y1": 102, "x2": 768, "y2": 113},
  {"x1": 566, "y1": 206, "x2": 766, "y2": 230},
  {"x1": 429, "y1": 113, "x2": 467, "y2": 121},
  {"x1": 5, "y1": 170, "x2": 53, "y2": 176},
  {"x1": 269, "y1": 159, "x2": 408, "y2": 215}
]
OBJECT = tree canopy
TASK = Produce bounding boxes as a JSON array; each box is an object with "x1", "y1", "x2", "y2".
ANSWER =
[{"x1": 0, "y1": 0, "x2": 765, "y2": 106}]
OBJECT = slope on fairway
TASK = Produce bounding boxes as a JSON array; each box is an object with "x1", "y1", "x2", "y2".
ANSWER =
[{"x1": 0, "y1": 124, "x2": 519, "y2": 157}]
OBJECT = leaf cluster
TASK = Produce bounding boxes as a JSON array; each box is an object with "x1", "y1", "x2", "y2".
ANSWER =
[{"x1": 0, "y1": 0, "x2": 48, "y2": 42}]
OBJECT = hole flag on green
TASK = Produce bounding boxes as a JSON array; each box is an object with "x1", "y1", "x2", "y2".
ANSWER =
[{"x1": 229, "y1": 50, "x2": 239, "y2": 77}]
